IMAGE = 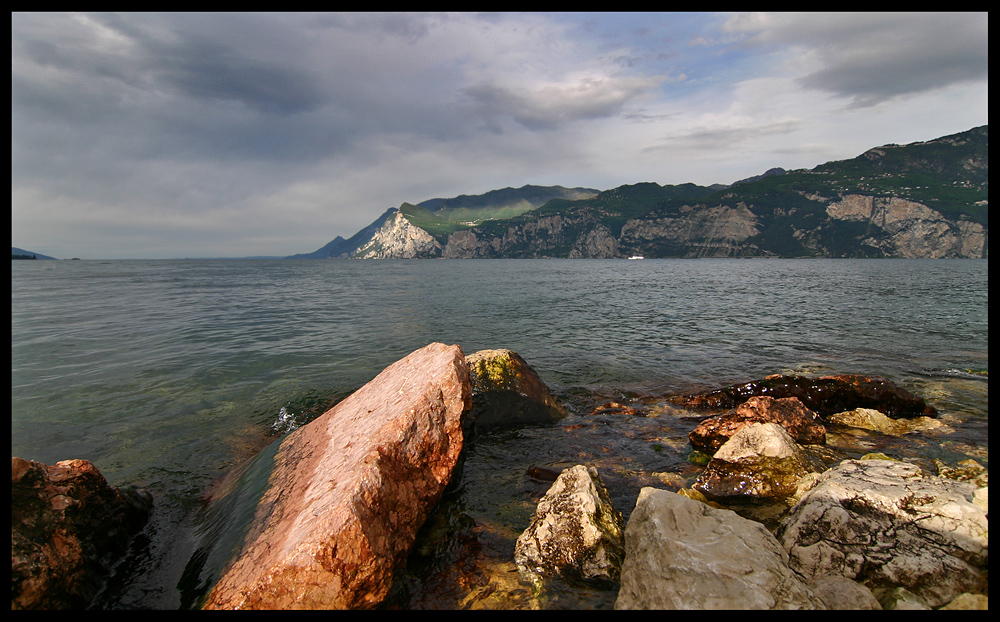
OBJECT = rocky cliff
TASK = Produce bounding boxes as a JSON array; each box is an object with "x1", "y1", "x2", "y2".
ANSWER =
[
  {"x1": 292, "y1": 125, "x2": 987, "y2": 260},
  {"x1": 353, "y1": 209, "x2": 443, "y2": 259},
  {"x1": 823, "y1": 195, "x2": 986, "y2": 258},
  {"x1": 436, "y1": 194, "x2": 985, "y2": 259}
]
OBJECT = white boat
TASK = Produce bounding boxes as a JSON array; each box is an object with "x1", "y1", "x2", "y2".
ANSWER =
[{"x1": 628, "y1": 255, "x2": 644, "y2": 260}]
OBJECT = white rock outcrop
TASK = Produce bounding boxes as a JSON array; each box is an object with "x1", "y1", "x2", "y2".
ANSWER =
[
  {"x1": 615, "y1": 488, "x2": 826, "y2": 609},
  {"x1": 514, "y1": 465, "x2": 625, "y2": 585},
  {"x1": 353, "y1": 209, "x2": 442, "y2": 258},
  {"x1": 777, "y1": 459, "x2": 988, "y2": 608},
  {"x1": 825, "y1": 195, "x2": 986, "y2": 258}
]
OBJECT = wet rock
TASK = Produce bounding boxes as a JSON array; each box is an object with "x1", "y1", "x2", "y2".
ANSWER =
[
  {"x1": 615, "y1": 488, "x2": 824, "y2": 610},
  {"x1": 203, "y1": 342, "x2": 471, "y2": 610},
  {"x1": 934, "y1": 458, "x2": 988, "y2": 488},
  {"x1": 875, "y1": 587, "x2": 931, "y2": 610},
  {"x1": 675, "y1": 486, "x2": 723, "y2": 509},
  {"x1": 688, "y1": 395, "x2": 825, "y2": 452},
  {"x1": 11, "y1": 457, "x2": 152, "y2": 610},
  {"x1": 589, "y1": 401, "x2": 646, "y2": 417},
  {"x1": 466, "y1": 349, "x2": 567, "y2": 433},
  {"x1": 675, "y1": 374, "x2": 936, "y2": 418},
  {"x1": 526, "y1": 466, "x2": 561, "y2": 482},
  {"x1": 514, "y1": 465, "x2": 625, "y2": 586},
  {"x1": 692, "y1": 422, "x2": 823, "y2": 504},
  {"x1": 829, "y1": 407, "x2": 944, "y2": 436},
  {"x1": 828, "y1": 407, "x2": 908, "y2": 435},
  {"x1": 777, "y1": 459, "x2": 988, "y2": 608}
]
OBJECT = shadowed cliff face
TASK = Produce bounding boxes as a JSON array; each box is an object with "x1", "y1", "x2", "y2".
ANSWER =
[
  {"x1": 430, "y1": 195, "x2": 985, "y2": 259},
  {"x1": 302, "y1": 125, "x2": 986, "y2": 261},
  {"x1": 823, "y1": 195, "x2": 987, "y2": 258}
]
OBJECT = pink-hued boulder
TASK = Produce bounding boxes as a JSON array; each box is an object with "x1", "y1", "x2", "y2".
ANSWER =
[{"x1": 203, "y1": 342, "x2": 471, "y2": 609}]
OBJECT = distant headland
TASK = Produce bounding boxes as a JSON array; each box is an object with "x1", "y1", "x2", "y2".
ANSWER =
[{"x1": 289, "y1": 125, "x2": 988, "y2": 260}]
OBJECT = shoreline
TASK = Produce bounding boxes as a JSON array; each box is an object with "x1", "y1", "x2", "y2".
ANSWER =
[{"x1": 14, "y1": 347, "x2": 988, "y2": 610}]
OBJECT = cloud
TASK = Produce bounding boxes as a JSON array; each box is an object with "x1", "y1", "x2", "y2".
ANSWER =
[
  {"x1": 11, "y1": 12, "x2": 989, "y2": 258},
  {"x1": 721, "y1": 12, "x2": 988, "y2": 106},
  {"x1": 655, "y1": 119, "x2": 802, "y2": 151},
  {"x1": 464, "y1": 75, "x2": 663, "y2": 131}
]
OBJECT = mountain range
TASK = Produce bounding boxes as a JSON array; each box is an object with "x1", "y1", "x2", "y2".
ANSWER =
[
  {"x1": 11, "y1": 247, "x2": 58, "y2": 260},
  {"x1": 290, "y1": 124, "x2": 986, "y2": 260}
]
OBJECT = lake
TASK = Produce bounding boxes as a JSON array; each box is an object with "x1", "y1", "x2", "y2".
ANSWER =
[{"x1": 11, "y1": 258, "x2": 988, "y2": 608}]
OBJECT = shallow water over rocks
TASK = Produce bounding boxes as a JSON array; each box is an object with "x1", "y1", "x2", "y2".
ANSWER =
[
  {"x1": 12, "y1": 258, "x2": 987, "y2": 608},
  {"x1": 382, "y1": 374, "x2": 987, "y2": 610}
]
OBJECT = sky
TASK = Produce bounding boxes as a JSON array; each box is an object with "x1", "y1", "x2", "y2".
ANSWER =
[{"x1": 11, "y1": 12, "x2": 989, "y2": 259}]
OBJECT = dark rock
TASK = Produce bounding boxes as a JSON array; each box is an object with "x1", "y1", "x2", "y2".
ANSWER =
[
  {"x1": 526, "y1": 466, "x2": 561, "y2": 482},
  {"x1": 688, "y1": 395, "x2": 825, "y2": 452},
  {"x1": 466, "y1": 349, "x2": 567, "y2": 434},
  {"x1": 11, "y1": 457, "x2": 152, "y2": 610},
  {"x1": 674, "y1": 374, "x2": 936, "y2": 418}
]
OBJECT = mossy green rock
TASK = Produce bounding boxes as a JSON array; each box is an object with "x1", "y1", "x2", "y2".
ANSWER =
[{"x1": 466, "y1": 349, "x2": 567, "y2": 433}]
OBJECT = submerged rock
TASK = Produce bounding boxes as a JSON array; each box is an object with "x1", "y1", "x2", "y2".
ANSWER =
[
  {"x1": 827, "y1": 407, "x2": 909, "y2": 435},
  {"x1": 11, "y1": 457, "x2": 152, "y2": 610},
  {"x1": 589, "y1": 401, "x2": 646, "y2": 417},
  {"x1": 692, "y1": 422, "x2": 822, "y2": 504},
  {"x1": 828, "y1": 407, "x2": 944, "y2": 437},
  {"x1": 777, "y1": 459, "x2": 988, "y2": 608},
  {"x1": 688, "y1": 395, "x2": 825, "y2": 452},
  {"x1": 934, "y1": 458, "x2": 988, "y2": 488},
  {"x1": 615, "y1": 488, "x2": 825, "y2": 610},
  {"x1": 202, "y1": 342, "x2": 471, "y2": 610},
  {"x1": 676, "y1": 374, "x2": 936, "y2": 418},
  {"x1": 514, "y1": 465, "x2": 625, "y2": 586},
  {"x1": 466, "y1": 349, "x2": 567, "y2": 434}
]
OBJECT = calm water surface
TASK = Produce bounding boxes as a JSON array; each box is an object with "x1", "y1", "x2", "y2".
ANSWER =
[{"x1": 11, "y1": 258, "x2": 988, "y2": 608}]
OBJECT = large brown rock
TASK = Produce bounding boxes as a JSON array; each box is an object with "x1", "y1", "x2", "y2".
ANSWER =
[
  {"x1": 203, "y1": 342, "x2": 471, "y2": 610},
  {"x1": 11, "y1": 457, "x2": 152, "y2": 610},
  {"x1": 688, "y1": 395, "x2": 825, "y2": 452},
  {"x1": 675, "y1": 374, "x2": 936, "y2": 418}
]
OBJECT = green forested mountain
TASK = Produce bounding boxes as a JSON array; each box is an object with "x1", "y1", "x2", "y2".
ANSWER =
[{"x1": 292, "y1": 125, "x2": 987, "y2": 260}]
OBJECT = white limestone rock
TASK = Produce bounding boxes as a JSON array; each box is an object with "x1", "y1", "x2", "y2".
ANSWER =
[
  {"x1": 777, "y1": 459, "x2": 988, "y2": 608},
  {"x1": 514, "y1": 465, "x2": 625, "y2": 585},
  {"x1": 615, "y1": 487, "x2": 824, "y2": 610}
]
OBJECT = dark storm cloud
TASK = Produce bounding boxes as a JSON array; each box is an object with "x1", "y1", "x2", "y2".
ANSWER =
[
  {"x1": 98, "y1": 12, "x2": 329, "y2": 115},
  {"x1": 11, "y1": 13, "x2": 469, "y2": 163}
]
